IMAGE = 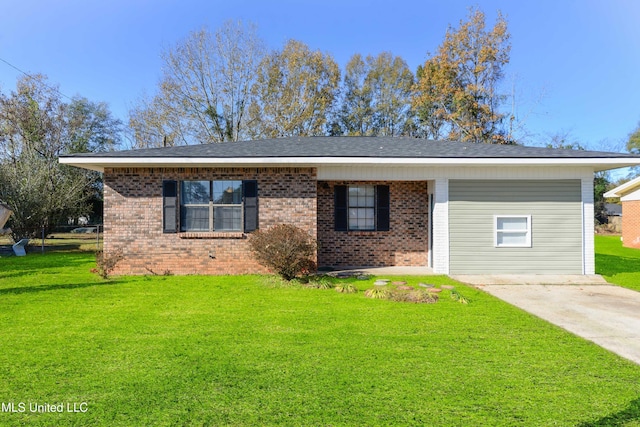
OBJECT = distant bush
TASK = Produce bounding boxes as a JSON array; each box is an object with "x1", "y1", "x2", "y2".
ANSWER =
[
  {"x1": 307, "y1": 276, "x2": 334, "y2": 289},
  {"x1": 94, "y1": 249, "x2": 123, "y2": 279},
  {"x1": 249, "y1": 224, "x2": 316, "y2": 281},
  {"x1": 335, "y1": 283, "x2": 358, "y2": 294},
  {"x1": 450, "y1": 288, "x2": 469, "y2": 304}
]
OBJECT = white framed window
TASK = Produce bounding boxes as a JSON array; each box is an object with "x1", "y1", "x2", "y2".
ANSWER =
[
  {"x1": 348, "y1": 185, "x2": 375, "y2": 231},
  {"x1": 181, "y1": 180, "x2": 243, "y2": 232},
  {"x1": 494, "y1": 215, "x2": 531, "y2": 248},
  {"x1": 181, "y1": 180, "x2": 211, "y2": 232}
]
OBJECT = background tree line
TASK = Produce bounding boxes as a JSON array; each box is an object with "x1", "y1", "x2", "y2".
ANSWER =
[
  {"x1": 129, "y1": 9, "x2": 513, "y2": 147},
  {"x1": 2, "y1": 7, "x2": 639, "y2": 241}
]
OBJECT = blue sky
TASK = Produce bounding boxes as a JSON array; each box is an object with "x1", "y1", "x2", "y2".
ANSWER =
[{"x1": 1, "y1": 0, "x2": 639, "y2": 152}]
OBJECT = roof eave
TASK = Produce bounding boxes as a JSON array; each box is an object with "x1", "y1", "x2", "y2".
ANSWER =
[
  {"x1": 59, "y1": 156, "x2": 640, "y2": 173},
  {"x1": 604, "y1": 176, "x2": 640, "y2": 198}
]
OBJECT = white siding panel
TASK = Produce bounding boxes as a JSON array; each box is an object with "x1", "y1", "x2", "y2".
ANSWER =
[
  {"x1": 449, "y1": 180, "x2": 583, "y2": 274},
  {"x1": 318, "y1": 165, "x2": 593, "y2": 181}
]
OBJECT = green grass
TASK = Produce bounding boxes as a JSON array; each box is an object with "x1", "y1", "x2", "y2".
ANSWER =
[
  {"x1": 1, "y1": 252, "x2": 640, "y2": 425},
  {"x1": 596, "y1": 234, "x2": 640, "y2": 292}
]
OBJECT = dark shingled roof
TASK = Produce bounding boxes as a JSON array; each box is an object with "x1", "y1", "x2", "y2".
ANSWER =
[{"x1": 61, "y1": 136, "x2": 638, "y2": 159}]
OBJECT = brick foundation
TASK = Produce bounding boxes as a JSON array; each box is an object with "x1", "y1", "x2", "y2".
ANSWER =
[
  {"x1": 103, "y1": 167, "x2": 317, "y2": 275},
  {"x1": 317, "y1": 181, "x2": 429, "y2": 267},
  {"x1": 622, "y1": 200, "x2": 640, "y2": 248}
]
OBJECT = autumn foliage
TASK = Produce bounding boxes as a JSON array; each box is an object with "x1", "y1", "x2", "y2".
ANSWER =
[{"x1": 413, "y1": 8, "x2": 512, "y2": 143}]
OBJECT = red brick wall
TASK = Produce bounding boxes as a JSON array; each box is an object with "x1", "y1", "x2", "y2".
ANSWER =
[
  {"x1": 317, "y1": 181, "x2": 429, "y2": 267},
  {"x1": 103, "y1": 167, "x2": 317, "y2": 275},
  {"x1": 622, "y1": 200, "x2": 640, "y2": 248}
]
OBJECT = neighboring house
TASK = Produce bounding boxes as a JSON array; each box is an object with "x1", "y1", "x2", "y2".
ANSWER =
[
  {"x1": 604, "y1": 177, "x2": 640, "y2": 248},
  {"x1": 60, "y1": 137, "x2": 640, "y2": 276},
  {"x1": 604, "y1": 203, "x2": 623, "y2": 233},
  {"x1": 605, "y1": 203, "x2": 622, "y2": 217}
]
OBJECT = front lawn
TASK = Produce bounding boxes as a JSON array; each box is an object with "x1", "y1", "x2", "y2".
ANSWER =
[
  {"x1": 1, "y1": 252, "x2": 639, "y2": 426},
  {"x1": 596, "y1": 234, "x2": 640, "y2": 292}
]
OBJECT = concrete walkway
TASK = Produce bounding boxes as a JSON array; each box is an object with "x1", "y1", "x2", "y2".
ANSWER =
[
  {"x1": 476, "y1": 284, "x2": 640, "y2": 365},
  {"x1": 451, "y1": 274, "x2": 608, "y2": 285}
]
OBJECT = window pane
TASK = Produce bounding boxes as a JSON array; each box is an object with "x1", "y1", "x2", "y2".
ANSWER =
[
  {"x1": 497, "y1": 232, "x2": 528, "y2": 246},
  {"x1": 364, "y1": 186, "x2": 374, "y2": 197},
  {"x1": 364, "y1": 217, "x2": 375, "y2": 229},
  {"x1": 348, "y1": 187, "x2": 362, "y2": 207},
  {"x1": 497, "y1": 217, "x2": 528, "y2": 231},
  {"x1": 349, "y1": 185, "x2": 375, "y2": 208},
  {"x1": 214, "y1": 206, "x2": 242, "y2": 231},
  {"x1": 213, "y1": 181, "x2": 242, "y2": 204},
  {"x1": 181, "y1": 206, "x2": 209, "y2": 231},
  {"x1": 364, "y1": 194, "x2": 374, "y2": 207},
  {"x1": 182, "y1": 181, "x2": 210, "y2": 204},
  {"x1": 349, "y1": 207, "x2": 375, "y2": 230}
]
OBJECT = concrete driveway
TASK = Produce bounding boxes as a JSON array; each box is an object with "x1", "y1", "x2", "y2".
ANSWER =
[{"x1": 475, "y1": 284, "x2": 640, "y2": 365}]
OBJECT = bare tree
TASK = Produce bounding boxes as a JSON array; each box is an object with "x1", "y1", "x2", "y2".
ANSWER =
[{"x1": 129, "y1": 21, "x2": 265, "y2": 147}]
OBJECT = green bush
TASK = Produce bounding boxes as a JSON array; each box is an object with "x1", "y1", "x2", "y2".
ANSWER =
[{"x1": 249, "y1": 224, "x2": 317, "y2": 281}]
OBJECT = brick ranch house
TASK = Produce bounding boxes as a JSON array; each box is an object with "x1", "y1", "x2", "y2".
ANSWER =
[
  {"x1": 60, "y1": 136, "x2": 640, "y2": 276},
  {"x1": 605, "y1": 176, "x2": 640, "y2": 248}
]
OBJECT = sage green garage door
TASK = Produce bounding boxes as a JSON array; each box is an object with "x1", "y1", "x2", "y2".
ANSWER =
[{"x1": 449, "y1": 179, "x2": 583, "y2": 274}]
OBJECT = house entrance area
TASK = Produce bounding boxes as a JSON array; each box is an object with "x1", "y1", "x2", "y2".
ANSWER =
[{"x1": 316, "y1": 180, "x2": 431, "y2": 269}]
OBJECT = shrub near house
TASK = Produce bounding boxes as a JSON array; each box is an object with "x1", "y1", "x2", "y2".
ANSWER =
[{"x1": 249, "y1": 224, "x2": 316, "y2": 280}]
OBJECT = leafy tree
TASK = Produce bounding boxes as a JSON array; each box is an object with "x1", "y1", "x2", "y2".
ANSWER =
[
  {"x1": 248, "y1": 39, "x2": 340, "y2": 138},
  {"x1": 411, "y1": 63, "x2": 447, "y2": 139},
  {"x1": 129, "y1": 21, "x2": 265, "y2": 147},
  {"x1": 412, "y1": 8, "x2": 511, "y2": 143},
  {"x1": 594, "y1": 172, "x2": 611, "y2": 225},
  {"x1": 627, "y1": 121, "x2": 640, "y2": 154},
  {"x1": 624, "y1": 121, "x2": 640, "y2": 178},
  {"x1": 0, "y1": 75, "x2": 121, "y2": 241},
  {"x1": 334, "y1": 52, "x2": 414, "y2": 136},
  {"x1": 332, "y1": 54, "x2": 373, "y2": 136}
]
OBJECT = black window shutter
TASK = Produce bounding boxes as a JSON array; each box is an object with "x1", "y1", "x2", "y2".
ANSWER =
[
  {"x1": 163, "y1": 180, "x2": 178, "y2": 233},
  {"x1": 334, "y1": 185, "x2": 348, "y2": 231},
  {"x1": 376, "y1": 185, "x2": 390, "y2": 231},
  {"x1": 243, "y1": 180, "x2": 258, "y2": 232}
]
